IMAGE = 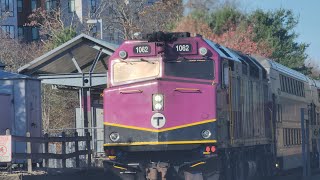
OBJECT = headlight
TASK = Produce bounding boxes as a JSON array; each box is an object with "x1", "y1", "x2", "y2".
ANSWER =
[
  {"x1": 154, "y1": 94, "x2": 163, "y2": 102},
  {"x1": 154, "y1": 103, "x2": 163, "y2": 110},
  {"x1": 153, "y1": 94, "x2": 164, "y2": 111},
  {"x1": 109, "y1": 132, "x2": 120, "y2": 142},
  {"x1": 201, "y1": 130, "x2": 211, "y2": 139}
]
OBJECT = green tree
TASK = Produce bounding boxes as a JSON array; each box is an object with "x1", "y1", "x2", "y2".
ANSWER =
[
  {"x1": 207, "y1": 6, "x2": 244, "y2": 35},
  {"x1": 189, "y1": 7, "x2": 309, "y2": 72},
  {"x1": 48, "y1": 28, "x2": 77, "y2": 49},
  {"x1": 248, "y1": 9, "x2": 309, "y2": 69}
]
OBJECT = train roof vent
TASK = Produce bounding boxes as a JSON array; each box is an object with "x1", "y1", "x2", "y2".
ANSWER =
[
  {"x1": 204, "y1": 40, "x2": 241, "y2": 62},
  {"x1": 248, "y1": 56, "x2": 267, "y2": 79},
  {"x1": 215, "y1": 44, "x2": 232, "y2": 58},
  {"x1": 233, "y1": 51, "x2": 260, "y2": 79}
]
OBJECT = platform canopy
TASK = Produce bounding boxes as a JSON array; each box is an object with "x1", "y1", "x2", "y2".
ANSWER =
[
  {"x1": 18, "y1": 33, "x2": 118, "y2": 88},
  {"x1": 18, "y1": 34, "x2": 119, "y2": 138}
]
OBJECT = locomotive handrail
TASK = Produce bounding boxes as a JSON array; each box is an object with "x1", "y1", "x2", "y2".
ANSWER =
[
  {"x1": 120, "y1": 90, "x2": 143, "y2": 94},
  {"x1": 174, "y1": 88, "x2": 202, "y2": 93}
]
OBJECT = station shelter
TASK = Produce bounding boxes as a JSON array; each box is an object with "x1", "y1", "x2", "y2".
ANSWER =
[{"x1": 18, "y1": 34, "x2": 118, "y2": 156}]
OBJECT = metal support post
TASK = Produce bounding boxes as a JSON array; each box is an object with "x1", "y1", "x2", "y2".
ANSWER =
[{"x1": 82, "y1": 88, "x2": 91, "y2": 134}]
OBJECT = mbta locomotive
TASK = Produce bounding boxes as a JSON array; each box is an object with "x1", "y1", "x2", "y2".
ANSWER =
[{"x1": 103, "y1": 32, "x2": 320, "y2": 180}]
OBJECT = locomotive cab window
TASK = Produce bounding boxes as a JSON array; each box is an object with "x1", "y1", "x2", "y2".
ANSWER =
[
  {"x1": 112, "y1": 60, "x2": 160, "y2": 84},
  {"x1": 165, "y1": 59, "x2": 214, "y2": 80}
]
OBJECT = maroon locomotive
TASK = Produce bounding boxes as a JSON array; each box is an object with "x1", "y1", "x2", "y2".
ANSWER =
[{"x1": 103, "y1": 32, "x2": 320, "y2": 180}]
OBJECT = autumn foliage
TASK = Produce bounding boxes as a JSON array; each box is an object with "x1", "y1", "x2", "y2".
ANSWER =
[{"x1": 174, "y1": 16, "x2": 273, "y2": 57}]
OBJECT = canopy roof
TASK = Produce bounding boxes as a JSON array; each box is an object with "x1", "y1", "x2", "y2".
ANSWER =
[
  {"x1": 18, "y1": 34, "x2": 118, "y2": 88},
  {"x1": 18, "y1": 34, "x2": 118, "y2": 75}
]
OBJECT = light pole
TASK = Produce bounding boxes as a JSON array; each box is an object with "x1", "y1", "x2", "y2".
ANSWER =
[{"x1": 87, "y1": 19, "x2": 103, "y2": 40}]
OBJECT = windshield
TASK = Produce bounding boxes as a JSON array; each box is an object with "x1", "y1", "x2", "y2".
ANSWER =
[
  {"x1": 112, "y1": 60, "x2": 160, "y2": 84},
  {"x1": 165, "y1": 60, "x2": 214, "y2": 80}
]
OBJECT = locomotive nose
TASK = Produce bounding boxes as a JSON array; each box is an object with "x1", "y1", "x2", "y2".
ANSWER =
[{"x1": 104, "y1": 80, "x2": 217, "y2": 147}]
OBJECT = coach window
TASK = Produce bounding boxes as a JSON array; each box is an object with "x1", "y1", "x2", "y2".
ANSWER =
[
  {"x1": 279, "y1": 104, "x2": 282, "y2": 122},
  {"x1": 287, "y1": 129, "x2": 290, "y2": 146},
  {"x1": 284, "y1": 76, "x2": 288, "y2": 93},
  {"x1": 296, "y1": 129, "x2": 299, "y2": 144},
  {"x1": 288, "y1": 78, "x2": 292, "y2": 94},
  {"x1": 280, "y1": 75, "x2": 284, "y2": 91},
  {"x1": 297, "y1": 81, "x2": 301, "y2": 96},
  {"x1": 283, "y1": 129, "x2": 286, "y2": 146},
  {"x1": 292, "y1": 129, "x2": 295, "y2": 145},
  {"x1": 294, "y1": 80, "x2": 297, "y2": 96},
  {"x1": 298, "y1": 82, "x2": 302, "y2": 96},
  {"x1": 293, "y1": 129, "x2": 298, "y2": 145}
]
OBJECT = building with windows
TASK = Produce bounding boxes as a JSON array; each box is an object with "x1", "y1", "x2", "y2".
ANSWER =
[
  {"x1": 0, "y1": 0, "x2": 41, "y2": 40},
  {"x1": 0, "y1": 0, "x2": 17, "y2": 38},
  {"x1": 0, "y1": 0, "x2": 159, "y2": 43}
]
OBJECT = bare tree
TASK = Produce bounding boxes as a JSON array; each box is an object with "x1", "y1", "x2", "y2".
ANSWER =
[
  {"x1": 87, "y1": 0, "x2": 183, "y2": 41},
  {"x1": 138, "y1": 0, "x2": 183, "y2": 34},
  {"x1": 27, "y1": 7, "x2": 81, "y2": 42},
  {"x1": 185, "y1": 0, "x2": 218, "y2": 12},
  {"x1": 94, "y1": 0, "x2": 146, "y2": 40}
]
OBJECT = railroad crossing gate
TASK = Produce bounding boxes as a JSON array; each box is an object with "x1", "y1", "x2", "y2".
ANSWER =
[{"x1": 0, "y1": 135, "x2": 12, "y2": 162}]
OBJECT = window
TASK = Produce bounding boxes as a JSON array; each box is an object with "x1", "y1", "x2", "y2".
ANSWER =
[
  {"x1": 116, "y1": 31, "x2": 122, "y2": 44},
  {"x1": 284, "y1": 128, "x2": 288, "y2": 146},
  {"x1": 280, "y1": 75, "x2": 284, "y2": 92},
  {"x1": 17, "y1": 0, "x2": 22, "y2": 12},
  {"x1": 31, "y1": 0, "x2": 37, "y2": 11},
  {"x1": 46, "y1": 0, "x2": 57, "y2": 11},
  {"x1": 147, "y1": 0, "x2": 157, "y2": 5},
  {"x1": 279, "y1": 74, "x2": 305, "y2": 97},
  {"x1": 298, "y1": 129, "x2": 301, "y2": 144},
  {"x1": 91, "y1": 25, "x2": 97, "y2": 36},
  {"x1": 32, "y1": 27, "x2": 39, "y2": 40},
  {"x1": 90, "y1": 0, "x2": 96, "y2": 13},
  {"x1": 18, "y1": 26, "x2": 23, "y2": 38},
  {"x1": 165, "y1": 60, "x2": 214, "y2": 80},
  {"x1": 277, "y1": 104, "x2": 282, "y2": 122},
  {"x1": 1, "y1": 25, "x2": 14, "y2": 38},
  {"x1": 113, "y1": 61, "x2": 160, "y2": 84},
  {"x1": 106, "y1": 30, "x2": 115, "y2": 41},
  {"x1": 1, "y1": 0, "x2": 14, "y2": 16},
  {"x1": 68, "y1": 0, "x2": 75, "y2": 12},
  {"x1": 293, "y1": 129, "x2": 298, "y2": 145}
]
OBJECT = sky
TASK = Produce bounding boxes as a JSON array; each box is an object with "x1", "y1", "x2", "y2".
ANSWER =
[{"x1": 241, "y1": 0, "x2": 320, "y2": 63}]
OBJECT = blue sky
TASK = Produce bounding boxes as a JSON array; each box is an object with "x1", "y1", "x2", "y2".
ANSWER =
[{"x1": 241, "y1": 0, "x2": 320, "y2": 63}]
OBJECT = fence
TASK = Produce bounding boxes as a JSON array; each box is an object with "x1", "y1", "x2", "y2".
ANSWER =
[
  {"x1": 4, "y1": 129, "x2": 92, "y2": 173},
  {"x1": 46, "y1": 127, "x2": 104, "y2": 157}
]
